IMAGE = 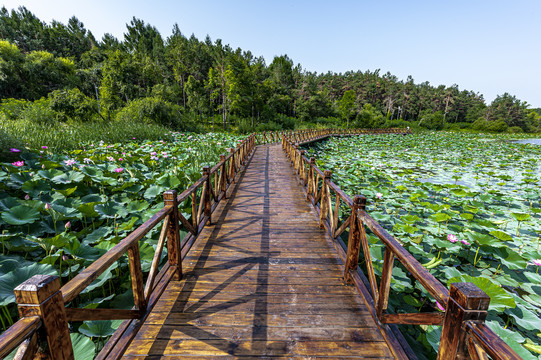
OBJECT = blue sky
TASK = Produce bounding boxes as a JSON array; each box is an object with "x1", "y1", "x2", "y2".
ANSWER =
[{"x1": 2, "y1": 0, "x2": 540, "y2": 107}]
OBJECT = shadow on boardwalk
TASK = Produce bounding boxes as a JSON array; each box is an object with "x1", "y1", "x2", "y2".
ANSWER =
[{"x1": 123, "y1": 145, "x2": 393, "y2": 359}]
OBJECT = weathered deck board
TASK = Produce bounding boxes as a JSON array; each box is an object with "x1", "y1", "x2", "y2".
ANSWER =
[{"x1": 122, "y1": 144, "x2": 395, "y2": 359}]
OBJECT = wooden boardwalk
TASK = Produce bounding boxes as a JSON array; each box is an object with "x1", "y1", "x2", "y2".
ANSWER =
[{"x1": 123, "y1": 144, "x2": 394, "y2": 358}]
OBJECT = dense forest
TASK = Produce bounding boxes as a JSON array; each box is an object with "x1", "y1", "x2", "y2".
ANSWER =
[{"x1": 1, "y1": 6, "x2": 540, "y2": 133}]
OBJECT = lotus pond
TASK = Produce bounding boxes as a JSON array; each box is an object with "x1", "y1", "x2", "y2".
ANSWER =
[
  {"x1": 0, "y1": 132, "x2": 243, "y2": 358},
  {"x1": 304, "y1": 132, "x2": 541, "y2": 359}
]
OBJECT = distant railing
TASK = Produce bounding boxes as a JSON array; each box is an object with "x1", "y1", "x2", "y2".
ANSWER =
[
  {"x1": 0, "y1": 134, "x2": 257, "y2": 360},
  {"x1": 282, "y1": 130, "x2": 522, "y2": 360},
  {"x1": 253, "y1": 127, "x2": 411, "y2": 146}
]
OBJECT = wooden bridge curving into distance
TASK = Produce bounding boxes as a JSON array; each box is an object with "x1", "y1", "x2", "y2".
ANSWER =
[{"x1": 0, "y1": 129, "x2": 523, "y2": 360}]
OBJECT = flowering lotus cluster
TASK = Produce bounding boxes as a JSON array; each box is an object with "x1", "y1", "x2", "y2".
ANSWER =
[{"x1": 447, "y1": 234, "x2": 469, "y2": 245}]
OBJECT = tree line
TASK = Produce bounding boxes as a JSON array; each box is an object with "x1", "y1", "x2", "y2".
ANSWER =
[{"x1": 1, "y1": 6, "x2": 539, "y2": 132}]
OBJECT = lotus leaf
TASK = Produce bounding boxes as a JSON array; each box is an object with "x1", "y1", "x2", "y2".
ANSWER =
[{"x1": 1, "y1": 205, "x2": 40, "y2": 225}]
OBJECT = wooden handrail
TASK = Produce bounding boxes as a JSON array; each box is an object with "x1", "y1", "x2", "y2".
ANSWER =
[
  {"x1": 465, "y1": 322, "x2": 522, "y2": 360},
  {"x1": 0, "y1": 133, "x2": 258, "y2": 360},
  {"x1": 281, "y1": 129, "x2": 522, "y2": 360},
  {"x1": 0, "y1": 316, "x2": 41, "y2": 358}
]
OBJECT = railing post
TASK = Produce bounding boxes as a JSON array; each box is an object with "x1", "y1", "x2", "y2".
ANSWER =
[
  {"x1": 438, "y1": 283, "x2": 490, "y2": 360},
  {"x1": 14, "y1": 275, "x2": 74, "y2": 360},
  {"x1": 203, "y1": 166, "x2": 212, "y2": 224},
  {"x1": 300, "y1": 150, "x2": 306, "y2": 184},
  {"x1": 220, "y1": 154, "x2": 227, "y2": 197},
  {"x1": 319, "y1": 170, "x2": 331, "y2": 229},
  {"x1": 229, "y1": 148, "x2": 236, "y2": 181},
  {"x1": 294, "y1": 145, "x2": 300, "y2": 173},
  {"x1": 164, "y1": 190, "x2": 182, "y2": 280},
  {"x1": 307, "y1": 157, "x2": 315, "y2": 201},
  {"x1": 344, "y1": 195, "x2": 363, "y2": 284}
]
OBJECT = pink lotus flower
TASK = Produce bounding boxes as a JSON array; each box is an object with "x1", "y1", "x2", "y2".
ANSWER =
[
  {"x1": 118, "y1": 158, "x2": 123, "y2": 161},
  {"x1": 65, "y1": 221, "x2": 71, "y2": 229},
  {"x1": 10, "y1": 148, "x2": 20, "y2": 153},
  {"x1": 436, "y1": 302, "x2": 445, "y2": 312},
  {"x1": 447, "y1": 234, "x2": 458, "y2": 243},
  {"x1": 376, "y1": 192, "x2": 383, "y2": 199},
  {"x1": 64, "y1": 159, "x2": 76, "y2": 166},
  {"x1": 107, "y1": 156, "x2": 115, "y2": 161},
  {"x1": 461, "y1": 240, "x2": 470, "y2": 245},
  {"x1": 12, "y1": 161, "x2": 24, "y2": 167},
  {"x1": 41, "y1": 146, "x2": 48, "y2": 149},
  {"x1": 24, "y1": 194, "x2": 30, "y2": 200},
  {"x1": 114, "y1": 168, "x2": 123, "y2": 173},
  {"x1": 44, "y1": 203, "x2": 51, "y2": 210},
  {"x1": 528, "y1": 260, "x2": 541, "y2": 267}
]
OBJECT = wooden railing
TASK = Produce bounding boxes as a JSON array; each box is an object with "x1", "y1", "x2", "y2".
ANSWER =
[
  {"x1": 0, "y1": 134, "x2": 257, "y2": 360},
  {"x1": 282, "y1": 130, "x2": 522, "y2": 360},
  {"x1": 253, "y1": 127, "x2": 411, "y2": 146}
]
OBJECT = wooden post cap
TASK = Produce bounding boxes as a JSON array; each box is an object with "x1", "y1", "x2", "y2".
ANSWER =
[
  {"x1": 14, "y1": 275, "x2": 59, "y2": 305},
  {"x1": 230, "y1": 148, "x2": 235, "y2": 153},
  {"x1": 202, "y1": 166, "x2": 210, "y2": 175},
  {"x1": 323, "y1": 170, "x2": 332, "y2": 178},
  {"x1": 220, "y1": 154, "x2": 226, "y2": 161},
  {"x1": 310, "y1": 157, "x2": 316, "y2": 164},
  {"x1": 450, "y1": 283, "x2": 490, "y2": 310},
  {"x1": 163, "y1": 190, "x2": 178, "y2": 204}
]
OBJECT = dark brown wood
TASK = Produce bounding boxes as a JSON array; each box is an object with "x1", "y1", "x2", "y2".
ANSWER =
[
  {"x1": 438, "y1": 283, "x2": 490, "y2": 360},
  {"x1": 13, "y1": 331, "x2": 38, "y2": 360},
  {"x1": 466, "y1": 322, "x2": 520, "y2": 360},
  {"x1": 65, "y1": 308, "x2": 140, "y2": 321},
  {"x1": 61, "y1": 206, "x2": 171, "y2": 303},
  {"x1": 219, "y1": 154, "x2": 227, "y2": 197},
  {"x1": 164, "y1": 190, "x2": 182, "y2": 280},
  {"x1": 358, "y1": 209, "x2": 450, "y2": 306},
  {"x1": 357, "y1": 199, "x2": 379, "y2": 305},
  {"x1": 15, "y1": 275, "x2": 74, "y2": 360},
  {"x1": 203, "y1": 166, "x2": 212, "y2": 224},
  {"x1": 144, "y1": 216, "x2": 169, "y2": 299},
  {"x1": 377, "y1": 246, "x2": 395, "y2": 319},
  {"x1": 319, "y1": 170, "x2": 331, "y2": 228},
  {"x1": 344, "y1": 195, "x2": 362, "y2": 284},
  {"x1": 128, "y1": 242, "x2": 147, "y2": 313},
  {"x1": 382, "y1": 312, "x2": 444, "y2": 325},
  {"x1": 0, "y1": 316, "x2": 40, "y2": 359}
]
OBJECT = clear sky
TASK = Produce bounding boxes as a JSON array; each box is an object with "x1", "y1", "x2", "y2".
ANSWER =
[{"x1": 2, "y1": 0, "x2": 540, "y2": 107}]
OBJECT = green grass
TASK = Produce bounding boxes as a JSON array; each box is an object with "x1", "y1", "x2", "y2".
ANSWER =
[{"x1": 0, "y1": 118, "x2": 170, "y2": 160}]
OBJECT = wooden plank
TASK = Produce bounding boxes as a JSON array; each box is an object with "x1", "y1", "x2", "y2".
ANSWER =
[
  {"x1": 123, "y1": 339, "x2": 393, "y2": 357},
  {"x1": 65, "y1": 308, "x2": 140, "y2": 322}
]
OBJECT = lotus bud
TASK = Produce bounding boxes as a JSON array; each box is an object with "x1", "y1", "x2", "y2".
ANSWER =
[
  {"x1": 44, "y1": 203, "x2": 51, "y2": 210},
  {"x1": 42, "y1": 164, "x2": 46, "y2": 169},
  {"x1": 24, "y1": 194, "x2": 30, "y2": 200},
  {"x1": 65, "y1": 221, "x2": 71, "y2": 229}
]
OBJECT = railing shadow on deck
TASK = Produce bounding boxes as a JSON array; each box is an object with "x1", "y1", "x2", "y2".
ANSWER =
[{"x1": 282, "y1": 130, "x2": 523, "y2": 360}]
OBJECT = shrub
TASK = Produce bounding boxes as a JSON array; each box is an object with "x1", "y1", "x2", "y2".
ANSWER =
[
  {"x1": 48, "y1": 88, "x2": 99, "y2": 122},
  {"x1": 472, "y1": 117, "x2": 508, "y2": 132},
  {"x1": 256, "y1": 121, "x2": 282, "y2": 132},
  {"x1": 20, "y1": 99, "x2": 58, "y2": 124},
  {"x1": 355, "y1": 104, "x2": 385, "y2": 128},
  {"x1": 419, "y1": 111, "x2": 444, "y2": 130},
  {"x1": 0, "y1": 98, "x2": 30, "y2": 119},
  {"x1": 115, "y1": 97, "x2": 183, "y2": 128},
  {"x1": 507, "y1": 126, "x2": 523, "y2": 133}
]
